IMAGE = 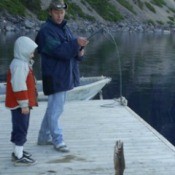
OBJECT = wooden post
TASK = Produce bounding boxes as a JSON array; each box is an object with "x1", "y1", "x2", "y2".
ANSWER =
[{"x1": 114, "y1": 140, "x2": 125, "y2": 175}]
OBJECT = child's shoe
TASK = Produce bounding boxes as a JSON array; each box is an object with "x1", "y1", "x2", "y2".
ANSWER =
[
  {"x1": 13, "y1": 156, "x2": 37, "y2": 166},
  {"x1": 11, "y1": 151, "x2": 32, "y2": 161}
]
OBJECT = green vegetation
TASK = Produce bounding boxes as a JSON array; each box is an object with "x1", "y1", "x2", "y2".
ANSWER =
[
  {"x1": 0, "y1": 0, "x2": 174, "y2": 26},
  {"x1": 167, "y1": 20, "x2": 174, "y2": 25},
  {"x1": 0, "y1": 0, "x2": 47, "y2": 19},
  {"x1": 156, "y1": 20, "x2": 164, "y2": 25},
  {"x1": 37, "y1": 10, "x2": 48, "y2": 20},
  {"x1": 168, "y1": 7, "x2": 175, "y2": 13},
  {"x1": 0, "y1": 0, "x2": 95, "y2": 21},
  {"x1": 145, "y1": 2, "x2": 156, "y2": 13},
  {"x1": 65, "y1": 1, "x2": 95, "y2": 21},
  {"x1": 86, "y1": 0, "x2": 123, "y2": 22},
  {"x1": 151, "y1": 0, "x2": 166, "y2": 7},
  {"x1": 20, "y1": 0, "x2": 40, "y2": 14},
  {"x1": 117, "y1": 0, "x2": 136, "y2": 14},
  {"x1": 20, "y1": 0, "x2": 47, "y2": 20},
  {"x1": 166, "y1": 9, "x2": 170, "y2": 14},
  {"x1": 168, "y1": 16, "x2": 174, "y2": 22},
  {"x1": 146, "y1": 19, "x2": 155, "y2": 25},
  {"x1": 0, "y1": 0, "x2": 25, "y2": 16},
  {"x1": 136, "y1": 0, "x2": 144, "y2": 10},
  {"x1": 81, "y1": 0, "x2": 93, "y2": 12}
]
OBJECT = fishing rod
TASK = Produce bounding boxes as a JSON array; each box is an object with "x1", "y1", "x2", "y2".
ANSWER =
[
  {"x1": 80, "y1": 27, "x2": 126, "y2": 105},
  {"x1": 80, "y1": 28, "x2": 103, "y2": 51},
  {"x1": 87, "y1": 28, "x2": 104, "y2": 40}
]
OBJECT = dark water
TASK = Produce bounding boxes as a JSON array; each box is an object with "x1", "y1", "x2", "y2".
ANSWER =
[{"x1": 1, "y1": 31, "x2": 175, "y2": 145}]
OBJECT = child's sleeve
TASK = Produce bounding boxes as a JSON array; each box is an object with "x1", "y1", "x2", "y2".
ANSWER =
[{"x1": 10, "y1": 65, "x2": 29, "y2": 107}]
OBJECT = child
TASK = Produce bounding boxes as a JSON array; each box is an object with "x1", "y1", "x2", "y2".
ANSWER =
[{"x1": 5, "y1": 36, "x2": 38, "y2": 166}]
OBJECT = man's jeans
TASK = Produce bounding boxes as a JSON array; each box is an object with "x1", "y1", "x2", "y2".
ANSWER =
[{"x1": 38, "y1": 91, "x2": 66, "y2": 146}]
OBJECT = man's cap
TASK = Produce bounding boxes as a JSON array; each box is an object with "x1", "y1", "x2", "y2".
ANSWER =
[{"x1": 49, "y1": 0, "x2": 68, "y2": 10}]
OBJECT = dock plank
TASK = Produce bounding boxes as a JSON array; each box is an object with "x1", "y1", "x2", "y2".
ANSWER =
[{"x1": 0, "y1": 100, "x2": 175, "y2": 175}]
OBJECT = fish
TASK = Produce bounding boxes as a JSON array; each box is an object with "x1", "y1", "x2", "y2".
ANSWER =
[{"x1": 114, "y1": 140, "x2": 125, "y2": 175}]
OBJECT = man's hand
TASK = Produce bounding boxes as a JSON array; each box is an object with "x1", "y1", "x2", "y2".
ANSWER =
[
  {"x1": 21, "y1": 107, "x2": 30, "y2": 115},
  {"x1": 77, "y1": 37, "x2": 89, "y2": 47}
]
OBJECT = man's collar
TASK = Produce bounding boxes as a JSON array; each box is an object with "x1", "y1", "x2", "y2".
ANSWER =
[{"x1": 47, "y1": 18, "x2": 67, "y2": 28}]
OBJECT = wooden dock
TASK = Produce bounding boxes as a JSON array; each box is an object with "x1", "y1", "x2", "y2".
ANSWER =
[{"x1": 1, "y1": 99, "x2": 175, "y2": 175}]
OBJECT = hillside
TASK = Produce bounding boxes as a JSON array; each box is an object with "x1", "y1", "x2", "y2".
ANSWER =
[
  {"x1": 40, "y1": 0, "x2": 175, "y2": 26},
  {"x1": 1, "y1": 0, "x2": 175, "y2": 30}
]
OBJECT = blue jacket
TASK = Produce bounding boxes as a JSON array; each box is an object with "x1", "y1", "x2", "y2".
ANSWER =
[{"x1": 35, "y1": 19, "x2": 83, "y2": 95}]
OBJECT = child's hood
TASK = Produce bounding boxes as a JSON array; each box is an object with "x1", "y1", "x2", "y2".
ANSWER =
[{"x1": 14, "y1": 36, "x2": 38, "y2": 62}]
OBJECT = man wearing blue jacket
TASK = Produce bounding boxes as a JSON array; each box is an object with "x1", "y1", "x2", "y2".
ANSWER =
[{"x1": 35, "y1": 0, "x2": 89, "y2": 152}]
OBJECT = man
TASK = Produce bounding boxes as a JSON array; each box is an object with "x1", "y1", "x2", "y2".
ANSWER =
[{"x1": 35, "y1": 0, "x2": 89, "y2": 152}]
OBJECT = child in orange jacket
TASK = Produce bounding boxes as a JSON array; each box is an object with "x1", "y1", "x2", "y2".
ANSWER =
[{"x1": 5, "y1": 36, "x2": 38, "y2": 166}]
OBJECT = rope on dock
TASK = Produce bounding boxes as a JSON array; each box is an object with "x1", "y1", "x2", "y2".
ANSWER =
[{"x1": 100, "y1": 97, "x2": 128, "y2": 108}]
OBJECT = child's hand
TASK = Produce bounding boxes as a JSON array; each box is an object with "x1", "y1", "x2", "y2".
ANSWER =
[{"x1": 21, "y1": 107, "x2": 30, "y2": 114}]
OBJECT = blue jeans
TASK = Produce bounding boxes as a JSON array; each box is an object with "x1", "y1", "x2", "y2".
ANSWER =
[{"x1": 38, "y1": 91, "x2": 66, "y2": 145}]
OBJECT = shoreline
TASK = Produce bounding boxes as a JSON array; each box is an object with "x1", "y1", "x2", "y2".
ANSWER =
[{"x1": 0, "y1": 15, "x2": 175, "y2": 35}]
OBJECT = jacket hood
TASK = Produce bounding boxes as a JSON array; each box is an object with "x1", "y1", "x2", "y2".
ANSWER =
[{"x1": 14, "y1": 36, "x2": 38, "y2": 62}]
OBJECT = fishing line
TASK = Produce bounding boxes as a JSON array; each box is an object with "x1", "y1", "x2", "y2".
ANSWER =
[{"x1": 102, "y1": 28, "x2": 123, "y2": 103}]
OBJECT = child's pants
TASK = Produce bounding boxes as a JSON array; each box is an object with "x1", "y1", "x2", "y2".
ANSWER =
[{"x1": 11, "y1": 108, "x2": 30, "y2": 146}]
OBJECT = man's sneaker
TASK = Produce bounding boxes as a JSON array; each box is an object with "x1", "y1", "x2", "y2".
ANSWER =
[
  {"x1": 37, "y1": 140, "x2": 53, "y2": 145},
  {"x1": 11, "y1": 151, "x2": 32, "y2": 161},
  {"x1": 13, "y1": 156, "x2": 37, "y2": 166},
  {"x1": 54, "y1": 142, "x2": 70, "y2": 153}
]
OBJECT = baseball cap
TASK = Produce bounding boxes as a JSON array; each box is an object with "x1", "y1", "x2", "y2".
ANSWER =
[{"x1": 49, "y1": 0, "x2": 68, "y2": 10}]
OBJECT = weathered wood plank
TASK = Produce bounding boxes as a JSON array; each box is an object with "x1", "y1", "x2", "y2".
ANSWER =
[{"x1": 0, "y1": 100, "x2": 175, "y2": 175}]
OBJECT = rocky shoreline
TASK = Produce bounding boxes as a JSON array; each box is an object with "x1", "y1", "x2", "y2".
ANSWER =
[{"x1": 0, "y1": 13, "x2": 175, "y2": 36}]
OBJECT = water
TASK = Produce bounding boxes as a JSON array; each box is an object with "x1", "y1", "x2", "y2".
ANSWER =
[{"x1": 1, "y1": 31, "x2": 175, "y2": 145}]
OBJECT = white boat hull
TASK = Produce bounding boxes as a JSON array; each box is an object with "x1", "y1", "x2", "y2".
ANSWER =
[{"x1": 0, "y1": 76, "x2": 111, "y2": 102}]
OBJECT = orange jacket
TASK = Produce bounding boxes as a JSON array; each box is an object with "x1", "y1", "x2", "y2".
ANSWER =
[{"x1": 5, "y1": 69, "x2": 38, "y2": 109}]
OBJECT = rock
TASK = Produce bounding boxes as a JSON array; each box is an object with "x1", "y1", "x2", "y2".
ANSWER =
[
  {"x1": 40, "y1": 0, "x2": 52, "y2": 10},
  {"x1": 24, "y1": 19, "x2": 35, "y2": 29},
  {"x1": 5, "y1": 25, "x2": 15, "y2": 31},
  {"x1": 0, "y1": 11, "x2": 174, "y2": 34}
]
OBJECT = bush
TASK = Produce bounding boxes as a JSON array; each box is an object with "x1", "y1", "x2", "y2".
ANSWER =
[
  {"x1": 65, "y1": 1, "x2": 95, "y2": 21},
  {"x1": 145, "y1": 2, "x2": 156, "y2": 13},
  {"x1": 151, "y1": 0, "x2": 166, "y2": 7},
  {"x1": 20, "y1": 0, "x2": 41, "y2": 13},
  {"x1": 168, "y1": 7, "x2": 175, "y2": 13},
  {"x1": 37, "y1": 10, "x2": 48, "y2": 20},
  {"x1": 168, "y1": 16, "x2": 174, "y2": 21},
  {"x1": 167, "y1": 21, "x2": 174, "y2": 25},
  {"x1": 86, "y1": 0, "x2": 123, "y2": 22},
  {"x1": 136, "y1": 0, "x2": 144, "y2": 10},
  {"x1": 0, "y1": 0, "x2": 25, "y2": 16},
  {"x1": 146, "y1": 19, "x2": 155, "y2": 25},
  {"x1": 118, "y1": 0, "x2": 136, "y2": 14},
  {"x1": 156, "y1": 20, "x2": 164, "y2": 25}
]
